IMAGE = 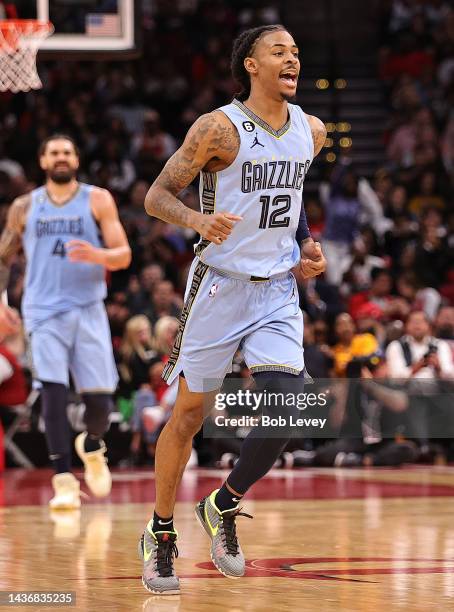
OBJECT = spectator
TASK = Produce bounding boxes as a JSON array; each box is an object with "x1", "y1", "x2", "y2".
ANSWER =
[
  {"x1": 332, "y1": 313, "x2": 379, "y2": 377},
  {"x1": 386, "y1": 310, "x2": 454, "y2": 380},
  {"x1": 146, "y1": 280, "x2": 182, "y2": 326},
  {"x1": 154, "y1": 316, "x2": 180, "y2": 358},
  {"x1": 118, "y1": 315, "x2": 159, "y2": 394}
]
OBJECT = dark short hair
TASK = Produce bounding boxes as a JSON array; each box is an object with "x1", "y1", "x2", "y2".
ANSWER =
[
  {"x1": 370, "y1": 267, "x2": 391, "y2": 282},
  {"x1": 38, "y1": 134, "x2": 80, "y2": 158},
  {"x1": 231, "y1": 24, "x2": 289, "y2": 101}
]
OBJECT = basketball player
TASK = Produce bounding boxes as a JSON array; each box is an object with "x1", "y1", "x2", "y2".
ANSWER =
[
  {"x1": 0, "y1": 134, "x2": 131, "y2": 508},
  {"x1": 139, "y1": 25, "x2": 327, "y2": 594}
]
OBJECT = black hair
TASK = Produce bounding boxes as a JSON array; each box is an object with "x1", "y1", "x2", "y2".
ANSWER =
[
  {"x1": 370, "y1": 267, "x2": 391, "y2": 282},
  {"x1": 38, "y1": 133, "x2": 80, "y2": 158},
  {"x1": 231, "y1": 24, "x2": 288, "y2": 101}
]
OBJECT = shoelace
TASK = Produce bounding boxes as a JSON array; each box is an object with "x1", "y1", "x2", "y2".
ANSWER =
[
  {"x1": 221, "y1": 509, "x2": 253, "y2": 556},
  {"x1": 155, "y1": 537, "x2": 179, "y2": 577}
]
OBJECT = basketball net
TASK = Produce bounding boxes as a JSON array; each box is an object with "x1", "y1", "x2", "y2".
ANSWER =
[{"x1": 0, "y1": 20, "x2": 53, "y2": 93}]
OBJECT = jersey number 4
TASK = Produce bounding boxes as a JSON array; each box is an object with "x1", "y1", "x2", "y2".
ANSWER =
[
  {"x1": 258, "y1": 195, "x2": 291, "y2": 229},
  {"x1": 52, "y1": 239, "x2": 66, "y2": 258}
]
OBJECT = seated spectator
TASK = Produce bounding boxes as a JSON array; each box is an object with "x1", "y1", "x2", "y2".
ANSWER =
[
  {"x1": 315, "y1": 353, "x2": 418, "y2": 468},
  {"x1": 349, "y1": 268, "x2": 410, "y2": 322},
  {"x1": 409, "y1": 171, "x2": 446, "y2": 215},
  {"x1": 303, "y1": 316, "x2": 333, "y2": 378},
  {"x1": 414, "y1": 225, "x2": 451, "y2": 287},
  {"x1": 146, "y1": 280, "x2": 182, "y2": 326},
  {"x1": 127, "y1": 263, "x2": 165, "y2": 315},
  {"x1": 386, "y1": 310, "x2": 454, "y2": 380},
  {"x1": 434, "y1": 306, "x2": 454, "y2": 342},
  {"x1": 154, "y1": 316, "x2": 180, "y2": 360},
  {"x1": 395, "y1": 271, "x2": 442, "y2": 320},
  {"x1": 118, "y1": 315, "x2": 159, "y2": 395},
  {"x1": 332, "y1": 313, "x2": 378, "y2": 377}
]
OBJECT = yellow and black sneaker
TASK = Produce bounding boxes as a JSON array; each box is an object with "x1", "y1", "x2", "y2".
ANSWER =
[
  {"x1": 195, "y1": 489, "x2": 252, "y2": 578},
  {"x1": 138, "y1": 521, "x2": 180, "y2": 595}
]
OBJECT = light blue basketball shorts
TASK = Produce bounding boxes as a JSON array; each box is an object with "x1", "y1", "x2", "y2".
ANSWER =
[
  {"x1": 29, "y1": 301, "x2": 119, "y2": 393},
  {"x1": 162, "y1": 259, "x2": 304, "y2": 392}
]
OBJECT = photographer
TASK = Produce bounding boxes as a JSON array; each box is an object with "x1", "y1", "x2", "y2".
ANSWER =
[
  {"x1": 386, "y1": 311, "x2": 454, "y2": 381},
  {"x1": 386, "y1": 310, "x2": 454, "y2": 448},
  {"x1": 316, "y1": 352, "x2": 418, "y2": 467}
]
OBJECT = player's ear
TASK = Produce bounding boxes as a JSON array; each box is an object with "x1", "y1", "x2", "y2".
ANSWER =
[
  {"x1": 244, "y1": 57, "x2": 258, "y2": 76},
  {"x1": 39, "y1": 155, "x2": 47, "y2": 171}
]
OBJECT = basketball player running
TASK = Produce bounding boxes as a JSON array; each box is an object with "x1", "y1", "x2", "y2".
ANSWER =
[
  {"x1": 0, "y1": 134, "x2": 131, "y2": 509},
  {"x1": 139, "y1": 25, "x2": 327, "y2": 594}
]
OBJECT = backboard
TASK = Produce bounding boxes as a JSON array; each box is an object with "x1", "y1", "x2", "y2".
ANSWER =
[{"x1": 10, "y1": 0, "x2": 139, "y2": 57}]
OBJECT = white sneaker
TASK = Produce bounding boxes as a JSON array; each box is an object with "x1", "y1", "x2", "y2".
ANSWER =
[
  {"x1": 75, "y1": 432, "x2": 112, "y2": 498},
  {"x1": 49, "y1": 473, "x2": 82, "y2": 510}
]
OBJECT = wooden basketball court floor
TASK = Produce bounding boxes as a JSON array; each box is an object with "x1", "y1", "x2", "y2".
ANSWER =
[{"x1": 2, "y1": 467, "x2": 454, "y2": 611}]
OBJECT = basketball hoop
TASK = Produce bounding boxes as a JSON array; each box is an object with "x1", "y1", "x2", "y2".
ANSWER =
[{"x1": 0, "y1": 20, "x2": 54, "y2": 93}]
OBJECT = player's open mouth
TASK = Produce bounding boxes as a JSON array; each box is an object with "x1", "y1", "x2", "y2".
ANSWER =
[{"x1": 279, "y1": 72, "x2": 297, "y2": 86}]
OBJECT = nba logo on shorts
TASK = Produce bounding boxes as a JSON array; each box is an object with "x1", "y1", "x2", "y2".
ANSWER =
[{"x1": 208, "y1": 283, "x2": 219, "y2": 298}]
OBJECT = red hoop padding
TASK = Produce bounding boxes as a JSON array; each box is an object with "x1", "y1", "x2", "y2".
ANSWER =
[{"x1": 0, "y1": 20, "x2": 53, "y2": 51}]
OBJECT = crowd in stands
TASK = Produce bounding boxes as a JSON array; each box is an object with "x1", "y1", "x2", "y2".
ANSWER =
[{"x1": 0, "y1": 0, "x2": 453, "y2": 468}]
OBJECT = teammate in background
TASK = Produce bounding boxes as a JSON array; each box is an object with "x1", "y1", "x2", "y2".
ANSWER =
[
  {"x1": 0, "y1": 134, "x2": 131, "y2": 509},
  {"x1": 140, "y1": 25, "x2": 327, "y2": 594}
]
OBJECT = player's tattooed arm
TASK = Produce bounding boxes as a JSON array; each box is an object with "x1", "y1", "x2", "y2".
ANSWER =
[
  {"x1": 306, "y1": 114, "x2": 327, "y2": 157},
  {"x1": 0, "y1": 194, "x2": 30, "y2": 292},
  {"x1": 145, "y1": 111, "x2": 242, "y2": 244}
]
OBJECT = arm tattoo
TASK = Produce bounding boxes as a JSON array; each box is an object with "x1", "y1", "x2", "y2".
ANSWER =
[
  {"x1": 306, "y1": 114, "x2": 327, "y2": 158},
  {"x1": 145, "y1": 112, "x2": 239, "y2": 227},
  {"x1": 0, "y1": 194, "x2": 30, "y2": 292},
  {"x1": 311, "y1": 125, "x2": 327, "y2": 157}
]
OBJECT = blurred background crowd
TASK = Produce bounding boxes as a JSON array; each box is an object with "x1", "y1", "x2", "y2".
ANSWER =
[{"x1": 0, "y1": 0, "x2": 453, "y2": 469}]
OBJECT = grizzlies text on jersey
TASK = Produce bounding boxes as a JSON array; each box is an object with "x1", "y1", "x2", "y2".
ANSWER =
[{"x1": 195, "y1": 99, "x2": 314, "y2": 277}]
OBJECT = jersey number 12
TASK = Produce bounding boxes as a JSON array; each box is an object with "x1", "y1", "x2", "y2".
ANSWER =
[{"x1": 258, "y1": 195, "x2": 291, "y2": 229}]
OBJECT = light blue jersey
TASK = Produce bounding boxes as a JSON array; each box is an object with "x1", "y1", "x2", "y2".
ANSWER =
[
  {"x1": 22, "y1": 183, "x2": 107, "y2": 331},
  {"x1": 195, "y1": 99, "x2": 314, "y2": 277}
]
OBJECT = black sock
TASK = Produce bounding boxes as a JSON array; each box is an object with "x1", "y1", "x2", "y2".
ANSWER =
[
  {"x1": 84, "y1": 434, "x2": 102, "y2": 453},
  {"x1": 215, "y1": 482, "x2": 243, "y2": 511},
  {"x1": 50, "y1": 453, "x2": 71, "y2": 474},
  {"x1": 152, "y1": 511, "x2": 174, "y2": 533}
]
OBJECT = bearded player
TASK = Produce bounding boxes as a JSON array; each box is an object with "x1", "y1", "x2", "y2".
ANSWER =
[{"x1": 0, "y1": 134, "x2": 131, "y2": 509}]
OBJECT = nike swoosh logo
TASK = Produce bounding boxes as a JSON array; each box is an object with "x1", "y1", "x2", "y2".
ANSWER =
[
  {"x1": 204, "y1": 505, "x2": 219, "y2": 537},
  {"x1": 143, "y1": 538, "x2": 153, "y2": 562},
  {"x1": 232, "y1": 498, "x2": 241, "y2": 502},
  {"x1": 158, "y1": 519, "x2": 172, "y2": 525}
]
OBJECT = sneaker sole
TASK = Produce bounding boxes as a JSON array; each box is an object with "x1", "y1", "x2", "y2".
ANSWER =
[
  {"x1": 194, "y1": 505, "x2": 243, "y2": 580},
  {"x1": 137, "y1": 538, "x2": 180, "y2": 595},
  {"x1": 49, "y1": 502, "x2": 81, "y2": 510}
]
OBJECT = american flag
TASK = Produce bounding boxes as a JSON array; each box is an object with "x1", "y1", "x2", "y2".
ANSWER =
[{"x1": 86, "y1": 14, "x2": 121, "y2": 37}]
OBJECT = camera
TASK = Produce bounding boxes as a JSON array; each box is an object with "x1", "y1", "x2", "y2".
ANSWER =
[
  {"x1": 423, "y1": 344, "x2": 438, "y2": 361},
  {"x1": 346, "y1": 353, "x2": 383, "y2": 379}
]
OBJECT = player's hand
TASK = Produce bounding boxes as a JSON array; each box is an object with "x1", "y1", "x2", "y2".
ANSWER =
[
  {"x1": 66, "y1": 240, "x2": 105, "y2": 266},
  {"x1": 300, "y1": 240, "x2": 326, "y2": 279},
  {"x1": 0, "y1": 304, "x2": 21, "y2": 340},
  {"x1": 192, "y1": 212, "x2": 242, "y2": 245}
]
